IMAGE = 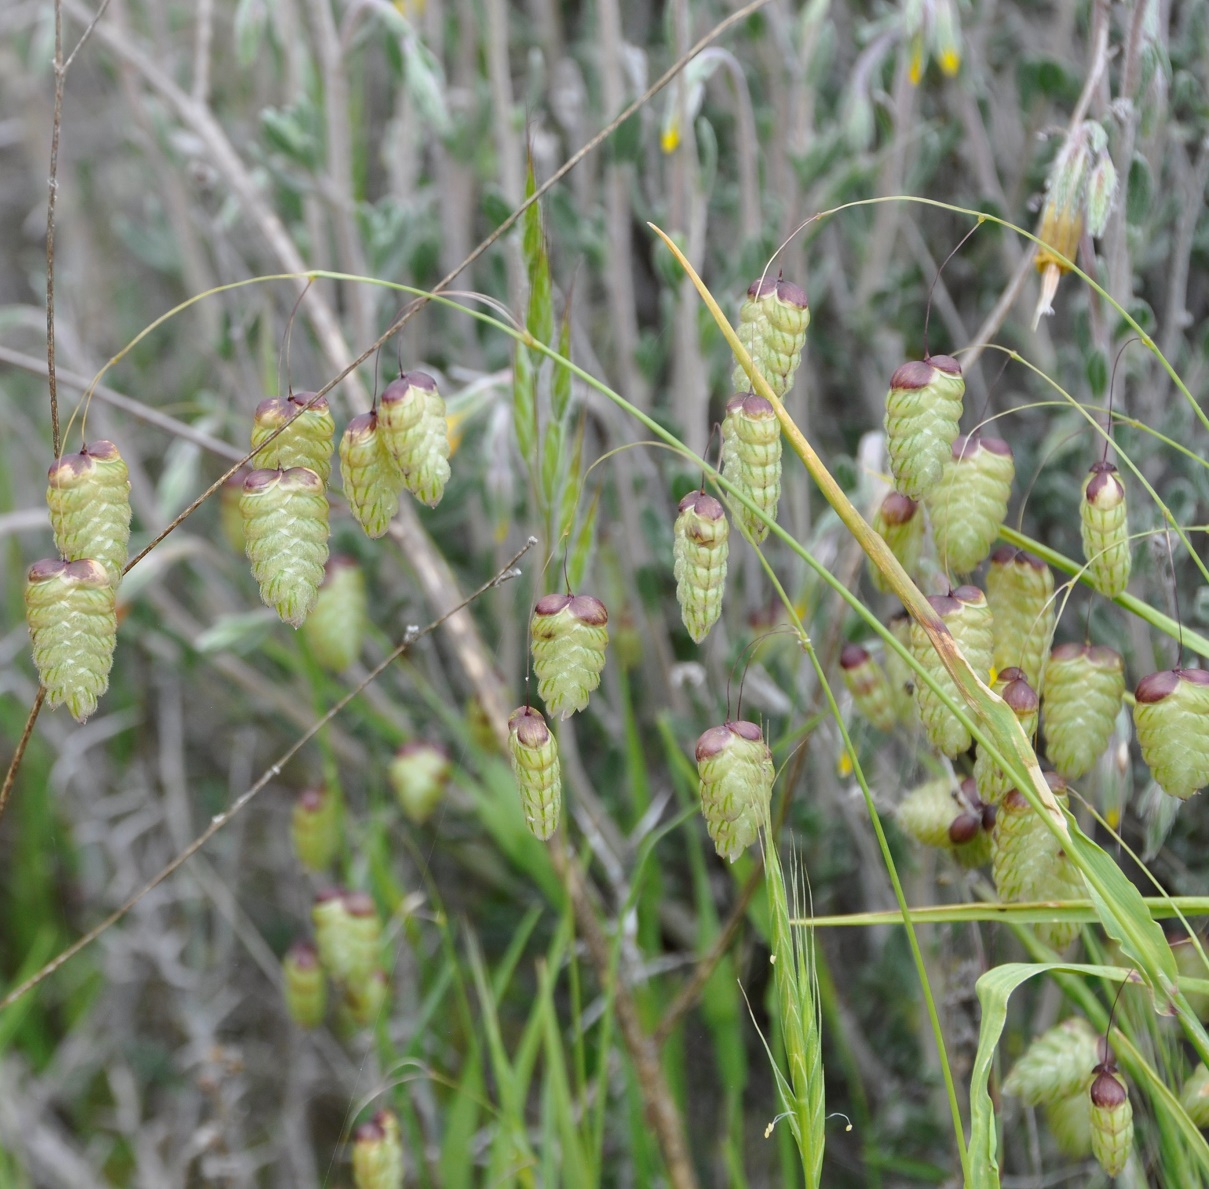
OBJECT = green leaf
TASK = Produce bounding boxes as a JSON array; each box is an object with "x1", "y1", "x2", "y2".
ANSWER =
[
  {"x1": 567, "y1": 490, "x2": 599, "y2": 591},
  {"x1": 551, "y1": 301, "x2": 573, "y2": 422},
  {"x1": 512, "y1": 345, "x2": 537, "y2": 463}
]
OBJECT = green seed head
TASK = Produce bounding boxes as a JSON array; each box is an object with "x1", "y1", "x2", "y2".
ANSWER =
[
  {"x1": 974, "y1": 672, "x2": 1039, "y2": 806},
  {"x1": 379, "y1": 371, "x2": 451, "y2": 508},
  {"x1": 1080, "y1": 462, "x2": 1131, "y2": 598},
  {"x1": 339, "y1": 411, "x2": 403, "y2": 539},
  {"x1": 721, "y1": 393, "x2": 782, "y2": 542},
  {"x1": 1089, "y1": 1064, "x2": 1134, "y2": 1178},
  {"x1": 1180, "y1": 1064, "x2": 1209, "y2": 1128},
  {"x1": 986, "y1": 546, "x2": 1055, "y2": 691},
  {"x1": 1003, "y1": 1017, "x2": 1100, "y2": 1105},
  {"x1": 46, "y1": 440, "x2": 132, "y2": 587},
  {"x1": 868, "y1": 491, "x2": 923, "y2": 592},
  {"x1": 530, "y1": 593, "x2": 609, "y2": 719},
  {"x1": 731, "y1": 275, "x2": 810, "y2": 398},
  {"x1": 352, "y1": 1109, "x2": 405, "y2": 1189},
  {"x1": 1042, "y1": 643, "x2": 1125, "y2": 780},
  {"x1": 302, "y1": 557, "x2": 368, "y2": 671},
  {"x1": 695, "y1": 720, "x2": 774, "y2": 862},
  {"x1": 883, "y1": 356, "x2": 965, "y2": 501},
  {"x1": 1133, "y1": 668, "x2": 1209, "y2": 800},
  {"x1": 388, "y1": 741, "x2": 452, "y2": 824},
  {"x1": 291, "y1": 785, "x2": 342, "y2": 873},
  {"x1": 250, "y1": 392, "x2": 336, "y2": 484},
  {"x1": 508, "y1": 706, "x2": 562, "y2": 839},
  {"x1": 926, "y1": 435, "x2": 1014, "y2": 575},
  {"x1": 673, "y1": 491, "x2": 730, "y2": 643},
  {"x1": 840, "y1": 643, "x2": 899, "y2": 732},
  {"x1": 282, "y1": 940, "x2": 327, "y2": 1029}
]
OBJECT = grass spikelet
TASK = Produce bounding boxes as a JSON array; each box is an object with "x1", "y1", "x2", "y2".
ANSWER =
[
  {"x1": 46, "y1": 440, "x2": 132, "y2": 587},
  {"x1": 731, "y1": 275, "x2": 810, "y2": 398},
  {"x1": 530, "y1": 593, "x2": 609, "y2": 719},
  {"x1": 896, "y1": 775, "x2": 991, "y2": 866},
  {"x1": 1180, "y1": 1064, "x2": 1209, "y2": 1127},
  {"x1": 884, "y1": 612, "x2": 918, "y2": 724},
  {"x1": 1080, "y1": 461, "x2": 1131, "y2": 598},
  {"x1": 379, "y1": 371, "x2": 452, "y2": 508},
  {"x1": 282, "y1": 940, "x2": 327, "y2": 1029},
  {"x1": 301, "y1": 556, "x2": 367, "y2": 671},
  {"x1": 1002, "y1": 1017, "x2": 1100, "y2": 1105},
  {"x1": 352, "y1": 1109, "x2": 405, "y2": 1189},
  {"x1": 985, "y1": 546, "x2": 1055, "y2": 691},
  {"x1": 25, "y1": 557, "x2": 118, "y2": 722},
  {"x1": 1042, "y1": 643, "x2": 1125, "y2": 780},
  {"x1": 973, "y1": 669, "x2": 1039, "y2": 806},
  {"x1": 508, "y1": 706, "x2": 562, "y2": 840},
  {"x1": 695, "y1": 720, "x2": 774, "y2": 862},
  {"x1": 673, "y1": 490, "x2": 729, "y2": 643},
  {"x1": 925, "y1": 435, "x2": 1014, "y2": 575},
  {"x1": 250, "y1": 393, "x2": 336, "y2": 484},
  {"x1": 388, "y1": 741, "x2": 452, "y2": 824},
  {"x1": 1089, "y1": 1062, "x2": 1134, "y2": 1177},
  {"x1": 290, "y1": 785, "x2": 341, "y2": 872},
  {"x1": 882, "y1": 355, "x2": 964, "y2": 500},
  {"x1": 339, "y1": 411, "x2": 403, "y2": 538},
  {"x1": 721, "y1": 393, "x2": 782, "y2": 542},
  {"x1": 839, "y1": 643, "x2": 899, "y2": 732},
  {"x1": 1133, "y1": 668, "x2": 1209, "y2": 800},
  {"x1": 868, "y1": 492, "x2": 924, "y2": 592}
]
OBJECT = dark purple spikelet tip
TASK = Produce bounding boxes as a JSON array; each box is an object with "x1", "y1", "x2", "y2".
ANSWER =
[
  {"x1": 243, "y1": 468, "x2": 282, "y2": 494},
  {"x1": 297, "y1": 787, "x2": 327, "y2": 815},
  {"x1": 568, "y1": 594, "x2": 608, "y2": 625},
  {"x1": 314, "y1": 887, "x2": 344, "y2": 909},
  {"x1": 1002, "y1": 788, "x2": 1029, "y2": 812},
  {"x1": 997, "y1": 667, "x2": 1028, "y2": 684},
  {"x1": 1091, "y1": 1069, "x2": 1127, "y2": 1109},
  {"x1": 981, "y1": 802, "x2": 998, "y2": 831},
  {"x1": 679, "y1": 490, "x2": 725, "y2": 520},
  {"x1": 355, "y1": 1119, "x2": 386, "y2": 1144},
  {"x1": 1085, "y1": 467, "x2": 1124, "y2": 503},
  {"x1": 224, "y1": 467, "x2": 249, "y2": 491},
  {"x1": 281, "y1": 466, "x2": 324, "y2": 491},
  {"x1": 696, "y1": 720, "x2": 763, "y2": 762},
  {"x1": 989, "y1": 544, "x2": 1020, "y2": 566},
  {"x1": 1088, "y1": 644, "x2": 1123, "y2": 670},
  {"x1": 86, "y1": 440, "x2": 121, "y2": 461},
  {"x1": 747, "y1": 276, "x2": 778, "y2": 300},
  {"x1": 253, "y1": 397, "x2": 293, "y2": 425},
  {"x1": 28, "y1": 558, "x2": 68, "y2": 583},
  {"x1": 959, "y1": 776, "x2": 981, "y2": 806},
  {"x1": 1018, "y1": 550, "x2": 1046, "y2": 571},
  {"x1": 981, "y1": 436, "x2": 1012, "y2": 457},
  {"x1": 345, "y1": 411, "x2": 377, "y2": 438},
  {"x1": 533, "y1": 592, "x2": 573, "y2": 617},
  {"x1": 1179, "y1": 668, "x2": 1209, "y2": 687},
  {"x1": 949, "y1": 813, "x2": 982, "y2": 845},
  {"x1": 1003, "y1": 678, "x2": 1040, "y2": 714},
  {"x1": 840, "y1": 643, "x2": 870, "y2": 669},
  {"x1": 1044, "y1": 771, "x2": 1069, "y2": 797},
  {"x1": 343, "y1": 890, "x2": 376, "y2": 919},
  {"x1": 928, "y1": 592, "x2": 962, "y2": 618},
  {"x1": 324, "y1": 555, "x2": 357, "y2": 578},
  {"x1": 509, "y1": 705, "x2": 550, "y2": 747},
  {"x1": 775, "y1": 278, "x2": 809, "y2": 308},
  {"x1": 380, "y1": 377, "x2": 413, "y2": 405},
  {"x1": 889, "y1": 359, "x2": 935, "y2": 390},
  {"x1": 739, "y1": 394, "x2": 776, "y2": 418},
  {"x1": 47, "y1": 450, "x2": 96, "y2": 484},
  {"x1": 287, "y1": 940, "x2": 320, "y2": 969},
  {"x1": 1135, "y1": 669, "x2": 1181, "y2": 703},
  {"x1": 927, "y1": 354, "x2": 962, "y2": 376},
  {"x1": 403, "y1": 370, "x2": 438, "y2": 392},
  {"x1": 1050, "y1": 641, "x2": 1085, "y2": 663},
  {"x1": 880, "y1": 492, "x2": 919, "y2": 525},
  {"x1": 289, "y1": 390, "x2": 328, "y2": 413},
  {"x1": 63, "y1": 559, "x2": 110, "y2": 586},
  {"x1": 953, "y1": 584, "x2": 986, "y2": 607}
]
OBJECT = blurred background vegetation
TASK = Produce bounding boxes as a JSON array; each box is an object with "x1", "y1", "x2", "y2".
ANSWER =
[{"x1": 1, "y1": 0, "x2": 1207, "y2": 1185}]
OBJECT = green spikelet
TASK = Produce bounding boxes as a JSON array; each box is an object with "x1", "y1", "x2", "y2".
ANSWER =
[
  {"x1": 868, "y1": 492, "x2": 924, "y2": 592},
  {"x1": 1080, "y1": 461, "x2": 1131, "y2": 598},
  {"x1": 839, "y1": 643, "x2": 899, "y2": 732},
  {"x1": 508, "y1": 706, "x2": 562, "y2": 840},
  {"x1": 909, "y1": 586, "x2": 995, "y2": 757},
  {"x1": 973, "y1": 670, "x2": 1039, "y2": 806},
  {"x1": 250, "y1": 393, "x2": 336, "y2": 484},
  {"x1": 25, "y1": 558, "x2": 118, "y2": 723},
  {"x1": 46, "y1": 440, "x2": 132, "y2": 587},
  {"x1": 341, "y1": 969, "x2": 390, "y2": 1030},
  {"x1": 1042, "y1": 643, "x2": 1125, "y2": 780},
  {"x1": 379, "y1": 371, "x2": 451, "y2": 508},
  {"x1": 291, "y1": 786, "x2": 341, "y2": 872},
  {"x1": 673, "y1": 491, "x2": 729, "y2": 643},
  {"x1": 388, "y1": 741, "x2": 452, "y2": 825},
  {"x1": 695, "y1": 721, "x2": 774, "y2": 862},
  {"x1": 885, "y1": 612, "x2": 918, "y2": 725},
  {"x1": 220, "y1": 468, "x2": 250, "y2": 553},
  {"x1": 721, "y1": 394, "x2": 782, "y2": 543},
  {"x1": 530, "y1": 593, "x2": 609, "y2": 719},
  {"x1": 731, "y1": 275, "x2": 810, "y2": 398},
  {"x1": 1090, "y1": 1063, "x2": 1134, "y2": 1177},
  {"x1": 896, "y1": 776, "x2": 991, "y2": 866},
  {"x1": 311, "y1": 890, "x2": 353, "y2": 981},
  {"x1": 311, "y1": 890, "x2": 380, "y2": 985},
  {"x1": 1180, "y1": 1064, "x2": 1209, "y2": 1127},
  {"x1": 352, "y1": 1109, "x2": 405, "y2": 1189},
  {"x1": 926, "y1": 435, "x2": 1015, "y2": 575},
  {"x1": 986, "y1": 546, "x2": 1055, "y2": 691},
  {"x1": 240, "y1": 467, "x2": 330, "y2": 627},
  {"x1": 301, "y1": 557, "x2": 367, "y2": 671},
  {"x1": 282, "y1": 941, "x2": 327, "y2": 1029},
  {"x1": 992, "y1": 777, "x2": 1084, "y2": 948},
  {"x1": 883, "y1": 355, "x2": 965, "y2": 501},
  {"x1": 339, "y1": 411, "x2": 403, "y2": 539},
  {"x1": 1133, "y1": 668, "x2": 1209, "y2": 800},
  {"x1": 1002, "y1": 1017, "x2": 1100, "y2": 1105},
  {"x1": 1046, "y1": 1091, "x2": 1094, "y2": 1159}
]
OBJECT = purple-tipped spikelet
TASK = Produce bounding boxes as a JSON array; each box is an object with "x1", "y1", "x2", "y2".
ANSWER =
[
  {"x1": 250, "y1": 393, "x2": 336, "y2": 484},
  {"x1": 731, "y1": 276, "x2": 810, "y2": 398},
  {"x1": 925, "y1": 435, "x2": 1014, "y2": 575},
  {"x1": 302, "y1": 557, "x2": 367, "y2": 671},
  {"x1": 721, "y1": 394, "x2": 782, "y2": 542},
  {"x1": 1089, "y1": 1062, "x2": 1134, "y2": 1177},
  {"x1": 973, "y1": 669, "x2": 1039, "y2": 806},
  {"x1": 986, "y1": 547, "x2": 1055, "y2": 691},
  {"x1": 1080, "y1": 462, "x2": 1131, "y2": 598},
  {"x1": 884, "y1": 612, "x2": 918, "y2": 725},
  {"x1": 1002, "y1": 1017, "x2": 1100, "y2": 1105},
  {"x1": 896, "y1": 776, "x2": 990, "y2": 866},
  {"x1": 220, "y1": 468, "x2": 250, "y2": 553},
  {"x1": 240, "y1": 467, "x2": 330, "y2": 627},
  {"x1": 673, "y1": 491, "x2": 729, "y2": 643},
  {"x1": 1133, "y1": 668, "x2": 1209, "y2": 800},
  {"x1": 379, "y1": 371, "x2": 451, "y2": 507},
  {"x1": 909, "y1": 586, "x2": 994, "y2": 757},
  {"x1": 839, "y1": 643, "x2": 899, "y2": 732},
  {"x1": 883, "y1": 355, "x2": 965, "y2": 501},
  {"x1": 25, "y1": 558, "x2": 118, "y2": 722},
  {"x1": 311, "y1": 890, "x2": 380, "y2": 986},
  {"x1": 508, "y1": 706, "x2": 562, "y2": 840},
  {"x1": 1041, "y1": 643, "x2": 1125, "y2": 780},
  {"x1": 530, "y1": 593, "x2": 609, "y2": 719},
  {"x1": 352, "y1": 1109, "x2": 405, "y2": 1189},
  {"x1": 339, "y1": 411, "x2": 403, "y2": 538},
  {"x1": 46, "y1": 440, "x2": 132, "y2": 587},
  {"x1": 291, "y1": 786, "x2": 341, "y2": 873},
  {"x1": 1180, "y1": 1064, "x2": 1209, "y2": 1127},
  {"x1": 868, "y1": 492, "x2": 924, "y2": 592},
  {"x1": 388, "y1": 741, "x2": 452, "y2": 825},
  {"x1": 282, "y1": 941, "x2": 327, "y2": 1029},
  {"x1": 695, "y1": 721, "x2": 774, "y2": 862},
  {"x1": 341, "y1": 968, "x2": 390, "y2": 1030}
]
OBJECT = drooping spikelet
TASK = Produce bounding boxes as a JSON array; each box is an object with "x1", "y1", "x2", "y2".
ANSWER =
[
  {"x1": 339, "y1": 411, "x2": 403, "y2": 539},
  {"x1": 695, "y1": 721, "x2": 775, "y2": 862},
  {"x1": 986, "y1": 546, "x2": 1055, "y2": 691},
  {"x1": 240, "y1": 466, "x2": 330, "y2": 627},
  {"x1": 885, "y1": 612, "x2": 918, "y2": 724},
  {"x1": 312, "y1": 890, "x2": 381, "y2": 986},
  {"x1": 352, "y1": 1109, "x2": 405, "y2": 1189},
  {"x1": 291, "y1": 785, "x2": 341, "y2": 872},
  {"x1": 379, "y1": 371, "x2": 451, "y2": 508},
  {"x1": 220, "y1": 468, "x2": 250, "y2": 553},
  {"x1": 250, "y1": 393, "x2": 336, "y2": 484},
  {"x1": 868, "y1": 492, "x2": 924, "y2": 592},
  {"x1": 1133, "y1": 668, "x2": 1209, "y2": 800},
  {"x1": 721, "y1": 394, "x2": 782, "y2": 543},
  {"x1": 839, "y1": 643, "x2": 899, "y2": 732},
  {"x1": 388, "y1": 741, "x2": 452, "y2": 825},
  {"x1": 1046, "y1": 1091, "x2": 1094, "y2": 1159},
  {"x1": 883, "y1": 355, "x2": 965, "y2": 501},
  {"x1": 926, "y1": 435, "x2": 1014, "y2": 575},
  {"x1": 1002, "y1": 1017, "x2": 1100, "y2": 1105},
  {"x1": 673, "y1": 491, "x2": 729, "y2": 643},
  {"x1": 46, "y1": 440, "x2": 132, "y2": 587},
  {"x1": 1080, "y1": 461, "x2": 1131, "y2": 598},
  {"x1": 896, "y1": 775, "x2": 991, "y2": 867},
  {"x1": 731, "y1": 275, "x2": 810, "y2": 398},
  {"x1": 25, "y1": 558, "x2": 118, "y2": 722},
  {"x1": 909, "y1": 586, "x2": 995, "y2": 757},
  {"x1": 508, "y1": 706, "x2": 562, "y2": 840},
  {"x1": 992, "y1": 775, "x2": 1084, "y2": 948},
  {"x1": 282, "y1": 940, "x2": 327, "y2": 1029},
  {"x1": 1180, "y1": 1064, "x2": 1209, "y2": 1127},
  {"x1": 301, "y1": 557, "x2": 367, "y2": 671},
  {"x1": 311, "y1": 889, "x2": 352, "y2": 981},
  {"x1": 530, "y1": 593, "x2": 609, "y2": 719},
  {"x1": 1089, "y1": 1063, "x2": 1134, "y2": 1178},
  {"x1": 973, "y1": 669, "x2": 1039, "y2": 806},
  {"x1": 1042, "y1": 643, "x2": 1125, "y2": 780},
  {"x1": 342, "y1": 969, "x2": 390, "y2": 1031}
]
